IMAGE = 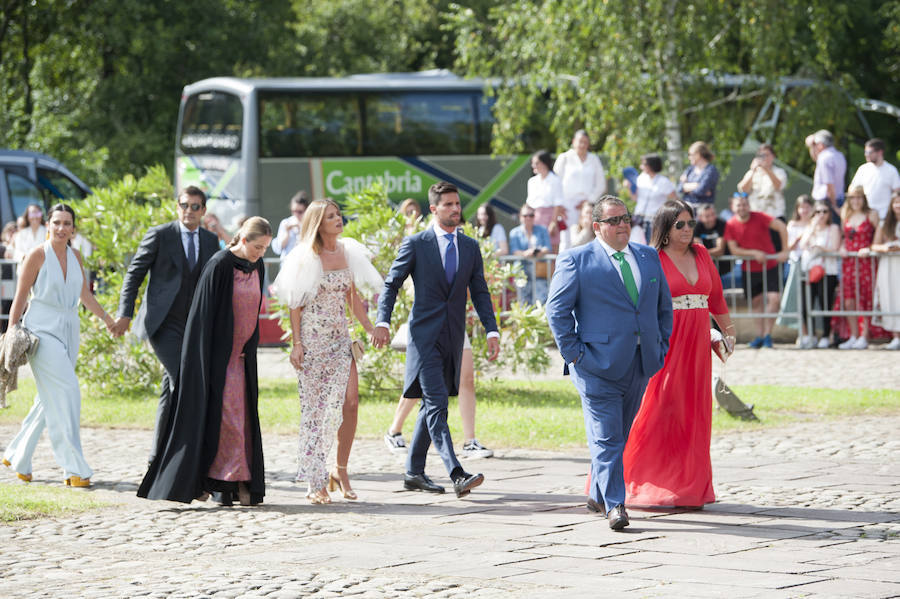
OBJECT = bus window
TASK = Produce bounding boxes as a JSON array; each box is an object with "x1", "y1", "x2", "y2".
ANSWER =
[
  {"x1": 179, "y1": 91, "x2": 243, "y2": 155},
  {"x1": 37, "y1": 168, "x2": 87, "y2": 199},
  {"x1": 476, "y1": 94, "x2": 496, "y2": 154},
  {"x1": 7, "y1": 173, "x2": 44, "y2": 217},
  {"x1": 259, "y1": 92, "x2": 362, "y2": 158},
  {"x1": 364, "y1": 92, "x2": 476, "y2": 155}
]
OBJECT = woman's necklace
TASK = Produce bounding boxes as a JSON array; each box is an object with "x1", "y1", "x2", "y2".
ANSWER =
[{"x1": 321, "y1": 245, "x2": 340, "y2": 254}]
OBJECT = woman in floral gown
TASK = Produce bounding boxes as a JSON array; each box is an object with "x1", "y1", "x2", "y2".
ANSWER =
[
  {"x1": 271, "y1": 199, "x2": 382, "y2": 504},
  {"x1": 624, "y1": 200, "x2": 734, "y2": 508}
]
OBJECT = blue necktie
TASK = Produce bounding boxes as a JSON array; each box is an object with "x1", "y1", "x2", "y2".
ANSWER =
[
  {"x1": 444, "y1": 233, "x2": 457, "y2": 285},
  {"x1": 187, "y1": 231, "x2": 197, "y2": 270}
]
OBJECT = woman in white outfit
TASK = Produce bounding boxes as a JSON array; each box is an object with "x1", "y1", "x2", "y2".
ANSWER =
[
  {"x1": 554, "y1": 130, "x2": 606, "y2": 250},
  {"x1": 3, "y1": 204, "x2": 117, "y2": 487},
  {"x1": 12, "y1": 203, "x2": 47, "y2": 261}
]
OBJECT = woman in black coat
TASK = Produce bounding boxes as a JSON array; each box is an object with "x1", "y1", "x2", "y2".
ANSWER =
[{"x1": 138, "y1": 217, "x2": 272, "y2": 505}]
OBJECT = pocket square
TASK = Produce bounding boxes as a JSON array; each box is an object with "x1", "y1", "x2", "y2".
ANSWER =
[{"x1": 650, "y1": 277, "x2": 658, "y2": 283}]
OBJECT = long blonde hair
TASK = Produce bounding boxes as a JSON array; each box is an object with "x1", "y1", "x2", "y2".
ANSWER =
[
  {"x1": 227, "y1": 216, "x2": 272, "y2": 248},
  {"x1": 840, "y1": 185, "x2": 872, "y2": 223},
  {"x1": 299, "y1": 199, "x2": 341, "y2": 254}
]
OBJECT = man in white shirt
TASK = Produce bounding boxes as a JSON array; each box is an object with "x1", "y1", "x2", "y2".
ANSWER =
[
  {"x1": 849, "y1": 138, "x2": 900, "y2": 221},
  {"x1": 271, "y1": 191, "x2": 310, "y2": 260}
]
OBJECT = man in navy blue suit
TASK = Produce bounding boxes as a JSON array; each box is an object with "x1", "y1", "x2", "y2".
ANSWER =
[
  {"x1": 546, "y1": 196, "x2": 673, "y2": 530},
  {"x1": 372, "y1": 182, "x2": 500, "y2": 498}
]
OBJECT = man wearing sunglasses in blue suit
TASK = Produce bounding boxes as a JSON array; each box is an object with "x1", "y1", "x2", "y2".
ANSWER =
[{"x1": 546, "y1": 196, "x2": 673, "y2": 530}]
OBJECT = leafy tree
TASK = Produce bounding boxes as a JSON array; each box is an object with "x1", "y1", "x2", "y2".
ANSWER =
[{"x1": 448, "y1": 0, "x2": 897, "y2": 179}]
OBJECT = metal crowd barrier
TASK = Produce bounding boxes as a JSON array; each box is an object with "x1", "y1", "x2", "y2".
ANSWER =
[{"x1": 795, "y1": 251, "x2": 900, "y2": 337}]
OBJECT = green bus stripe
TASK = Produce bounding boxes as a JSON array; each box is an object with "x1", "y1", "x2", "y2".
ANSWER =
[
  {"x1": 462, "y1": 154, "x2": 529, "y2": 219},
  {"x1": 210, "y1": 161, "x2": 240, "y2": 198}
]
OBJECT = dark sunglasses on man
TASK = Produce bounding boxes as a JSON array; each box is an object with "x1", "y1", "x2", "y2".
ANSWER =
[
  {"x1": 598, "y1": 214, "x2": 632, "y2": 226},
  {"x1": 178, "y1": 201, "x2": 203, "y2": 212}
]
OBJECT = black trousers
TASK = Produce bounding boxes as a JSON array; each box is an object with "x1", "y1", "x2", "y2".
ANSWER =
[
  {"x1": 801, "y1": 274, "x2": 839, "y2": 338},
  {"x1": 147, "y1": 318, "x2": 186, "y2": 463}
]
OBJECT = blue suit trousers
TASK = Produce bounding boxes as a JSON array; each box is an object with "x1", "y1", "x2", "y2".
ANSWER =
[
  {"x1": 572, "y1": 347, "x2": 648, "y2": 514},
  {"x1": 406, "y1": 325, "x2": 462, "y2": 477}
]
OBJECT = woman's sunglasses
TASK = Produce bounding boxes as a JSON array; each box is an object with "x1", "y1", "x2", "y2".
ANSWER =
[{"x1": 674, "y1": 219, "x2": 697, "y2": 230}]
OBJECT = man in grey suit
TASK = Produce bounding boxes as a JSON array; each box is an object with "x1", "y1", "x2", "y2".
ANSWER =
[
  {"x1": 372, "y1": 182, "x2": 500, "y2": 498},
  {"x1": 113, "y1": 186, "x2": 220, "y2": 462},
  {"x1": 546, "y1": 196, "x2": 673, "y2": 530}
]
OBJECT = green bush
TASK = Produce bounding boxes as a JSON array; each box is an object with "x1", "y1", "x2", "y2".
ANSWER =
[{"x1": 72, "y1": 165, "x2": 174, "y2": 394}]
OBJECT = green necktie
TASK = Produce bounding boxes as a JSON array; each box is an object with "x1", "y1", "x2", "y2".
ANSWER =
[{"x1": 613, "y1": 251, "x2": 639, "y2": 306}]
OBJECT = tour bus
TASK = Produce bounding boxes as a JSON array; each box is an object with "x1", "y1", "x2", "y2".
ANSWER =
[{"x1": 174, "y1": 71, "x2": 548, "y2": 235}]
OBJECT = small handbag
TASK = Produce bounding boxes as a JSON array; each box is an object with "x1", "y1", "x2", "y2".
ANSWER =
[
  {"x1": 351, "y1": 339, "x2": 365, "y2": 362},
  {"x1": 390, "y1": 322, "x2": 409, "y2": 352}
]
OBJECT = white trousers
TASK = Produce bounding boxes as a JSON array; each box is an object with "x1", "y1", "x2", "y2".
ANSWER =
[{"x1": 3, "y1": 335, "x2": 92, "y2": 479}]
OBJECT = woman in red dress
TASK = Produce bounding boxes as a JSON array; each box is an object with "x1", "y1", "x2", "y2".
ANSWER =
[
  {"x1": 623, "y1": 200, "x2": 734, "y2": 508},
  {"x1": 834, "y1": 186, "x2": 884, "y2": 348}
]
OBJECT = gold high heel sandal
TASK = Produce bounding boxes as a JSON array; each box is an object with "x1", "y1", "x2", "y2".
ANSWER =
[
  {"x1": 64, "y1": 475, "x2": 91, "y2": 488},
  {"x1": 306, "y1": 486, "x2": 331, "y2": 505},
  {"x1": 3, "y1": 458, "x2": 32, "y2": 483},
  {"x1": 328, "y1": 465, "x2": 358, "y2": 500}
]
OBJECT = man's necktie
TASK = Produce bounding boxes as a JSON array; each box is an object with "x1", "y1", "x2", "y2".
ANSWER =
[
  {"x1": 444, "y1": 233, "x2": 457, "y2": 284},
  {"x1": 187, "y1": 231, "x2": 197, "y2": 270},
  {"x1": 613, "y1": 251, "x2": 639, "y2": 305}
]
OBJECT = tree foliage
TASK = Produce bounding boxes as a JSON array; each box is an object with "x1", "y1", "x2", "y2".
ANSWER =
[{"x1": 448, "y1": 0, "x2": 899, "y2": 178}]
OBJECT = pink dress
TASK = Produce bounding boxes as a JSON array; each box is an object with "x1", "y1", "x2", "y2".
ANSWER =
[{"x1": 207, "y1": 268, "x2": 260, "y2": 482}]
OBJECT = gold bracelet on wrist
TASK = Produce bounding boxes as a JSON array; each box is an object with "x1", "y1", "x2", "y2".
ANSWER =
[{"x1": 293, "y1": 341, "x2": 303, "y2": 346}]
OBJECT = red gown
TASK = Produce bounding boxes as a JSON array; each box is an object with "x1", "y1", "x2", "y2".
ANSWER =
[
  {"x1": 623, "y1": 244, "x2": 728, "y2": 507},
  {"x1": 831, "y1": 219, "x2": 888, "y2": 339}
]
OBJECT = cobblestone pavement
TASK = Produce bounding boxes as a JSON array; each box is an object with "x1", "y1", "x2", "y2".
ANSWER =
[{"x1": 2, "y1": 407, "x2": 899, "y2": 598}]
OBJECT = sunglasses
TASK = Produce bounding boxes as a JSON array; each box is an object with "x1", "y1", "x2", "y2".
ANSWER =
[
  {"x1": 674, "y1": 219, "x2": 697, "y2": 230},
  {"x1": 814, "y1": 209, "x2": 830, "y2": 214},
  {"x1": 178, "y1": 201, "x2": 204, "y2": 212},
  {"x1": 521, "y1": 213, "x2": 536, "y2": 218},
  {"x1": 598, "y1": 214, "x2": 632, "y2": 226}
]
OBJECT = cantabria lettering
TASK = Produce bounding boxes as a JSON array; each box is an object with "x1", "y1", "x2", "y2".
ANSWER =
[{"x1": 325, "y1": 169, "x2": 423, "y2": 195}]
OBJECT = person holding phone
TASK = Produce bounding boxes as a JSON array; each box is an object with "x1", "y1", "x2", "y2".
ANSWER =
[{"x1": 509, "y1": 204, "x2": 551, "y2": 305}]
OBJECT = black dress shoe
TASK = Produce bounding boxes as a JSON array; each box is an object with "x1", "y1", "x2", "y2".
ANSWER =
[
  {"x1": 452, "y1": 472, "x2": 484, "y2": 498},
  {"x1": 586, "y1": 497, "x2": 603, "y2": 513},
  {"x1": 607, "y1": 504, "x2": 629, "y2": 530},
  {"x1": 403, "y1": 473, "x2": 445, "y2": 493}
]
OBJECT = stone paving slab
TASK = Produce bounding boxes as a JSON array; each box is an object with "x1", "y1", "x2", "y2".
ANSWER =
[{"x1": 2, "y1": 410, "x2": 900, "y2": 597}]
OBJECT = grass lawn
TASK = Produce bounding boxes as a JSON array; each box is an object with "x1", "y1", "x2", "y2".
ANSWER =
[
  {"x1": 0, "y1": 482, "x2": 107, "y2": 522},
  {"x1": 2, "y1": 379, "x2": 899, "y2": 451}
]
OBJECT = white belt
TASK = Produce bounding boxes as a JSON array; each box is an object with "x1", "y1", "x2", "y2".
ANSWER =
[{"x1": 672, "y1": 294, "x2": 708, "y2": 310}]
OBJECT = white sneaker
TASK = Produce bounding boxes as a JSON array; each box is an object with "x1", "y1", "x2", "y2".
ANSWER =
[
  {"x1": 461, "y1": 439, "x2": 494, "y2": 459},
  {"x1": 384, "y1": 432, "x2": 408, "y2": 454},
  {"x1": 817, "y1": 337, "x2": 831, "y2": 349},
  {"x1": 802, "y1": 336, "x2": 817, "y2": 349},
  {"x1": 795, "y1": 335, "x2": 806, "y2": 348},
  {"x1": 885, "y1": 337, "x2": 900, "y2": 350},
  {"x1": 852, "y1": 337, "x2": 869, "y2": 350},
  {"x1": 838, "y1": 337, "x2": 858, "y2": 350}
]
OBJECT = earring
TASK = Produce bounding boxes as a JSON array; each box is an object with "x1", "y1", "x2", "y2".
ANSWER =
[{"x1": 663, "y1": 236, "x2": 669, "y2": 246}]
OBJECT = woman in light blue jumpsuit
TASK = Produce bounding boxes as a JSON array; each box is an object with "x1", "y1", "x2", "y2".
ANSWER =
[{"x1": 2, "y1": 204, "x2": 117, "y2": 487}]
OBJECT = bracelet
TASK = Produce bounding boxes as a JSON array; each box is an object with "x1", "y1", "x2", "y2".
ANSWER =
[
  {"x1": 293, "y1": 341, "x2": 303, "y2": 346},
  {"x1": 725, "y1": 324, "x2": 736, "y2": 330}
]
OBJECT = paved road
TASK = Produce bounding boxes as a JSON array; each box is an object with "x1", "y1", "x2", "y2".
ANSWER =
[{"x1": 2, "y1": 409, "x2": 899, "y2": 598}]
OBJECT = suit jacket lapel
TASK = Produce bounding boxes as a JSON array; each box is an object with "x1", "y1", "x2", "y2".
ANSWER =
[
  {"x1": 629, "y1": 242, "x2": 650, "y2": 299},
  {"x1": 169, "y1": 221, "x2": 184, "y2": 272},
  {"x1": 449, "y1": 231, "x2": 471, "y2": 294}
]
